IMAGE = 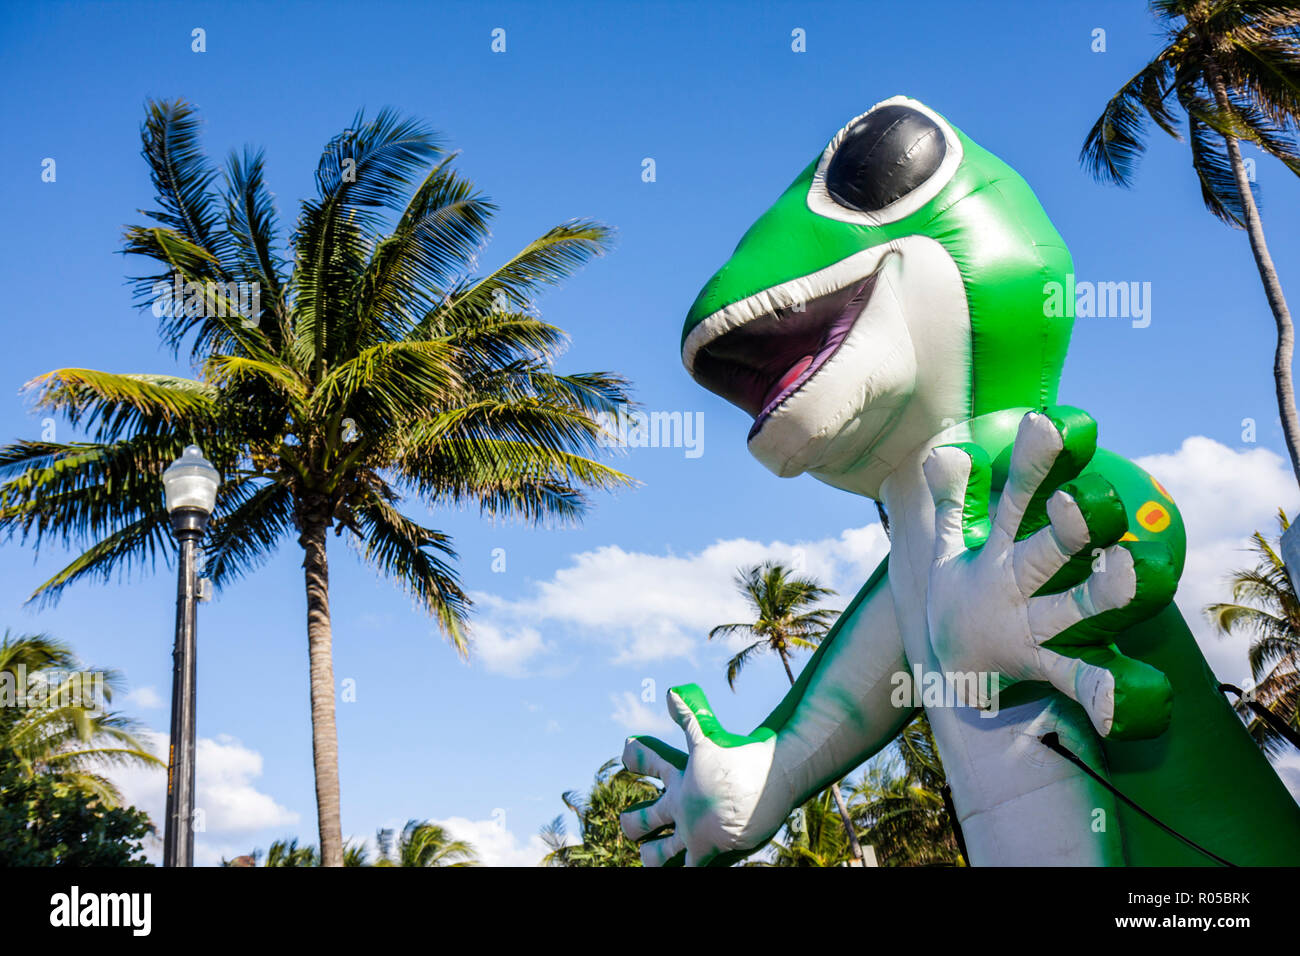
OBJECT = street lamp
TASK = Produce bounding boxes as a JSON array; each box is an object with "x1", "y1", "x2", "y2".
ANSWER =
[{"x1": 161, "y1": 444, "x2": 219, "y2": 868}]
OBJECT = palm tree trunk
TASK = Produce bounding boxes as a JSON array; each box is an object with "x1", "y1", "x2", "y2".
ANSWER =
[
  {"x1": 827, "y1": 783, "x2": 867, "y2": 866},
  {"x1": 301, "y1": 511, "x2": 344, "y2": 867},
  {"x1": 778, "y1": 646, "x2": 796, "y2": 684},
  {"x1": 778, "y1": 646, "x2": 866, "y2": 866},
  {"x1": 1209, "y1": 68, "x2": 1300, "y2": 490}
]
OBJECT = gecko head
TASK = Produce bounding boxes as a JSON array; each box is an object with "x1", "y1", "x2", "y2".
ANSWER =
[{"x1": 680, "y1": 96, "x2": 1076, "y2": 496}]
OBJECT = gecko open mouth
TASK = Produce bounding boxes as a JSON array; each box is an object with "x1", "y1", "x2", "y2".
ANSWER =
[{"x1": 690, "y1": 273, "x2": 879, "y2": 440}]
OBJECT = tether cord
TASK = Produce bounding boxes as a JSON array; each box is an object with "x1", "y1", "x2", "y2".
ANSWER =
[
  {"x1": 1038, "y1": 732, "x2": 1238, "y2": 867},
  {"x1": 939, "y1": 783, "x2": 970, "y2": 865},
  {"x1": 1219, "y1": 683, "x2": 1300, "y2": 752}
]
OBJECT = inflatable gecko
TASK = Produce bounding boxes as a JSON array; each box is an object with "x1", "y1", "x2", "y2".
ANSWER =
[{"x1": 619, "y1": 96, "x2": 1300, "y2": 866}]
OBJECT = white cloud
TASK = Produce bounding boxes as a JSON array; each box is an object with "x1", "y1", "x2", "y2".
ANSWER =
[
  {"x1": 123, "y1": 686, "x2": 164, "y2": 710},
  {"x1": 1137, "y1": 437, "x2": 1296, "y2": 543},
  {"x1": 460, "y1": 437, "x2": 1285, "y2": 682},
  {"x1": 1274, "y1": 754, "x2": 1300, "y2": 802},
  {"x1": 470, "y1": 524, "x2": 889, "y2": 672},
  {"x1": 108, "y1": 730, "x2": 299, "y2": 864},
  {"x1": 1136, "y1": 437, "x2": 1299, "y2": 685},
  {"x1": 193, "y1": 733, "x2": 301, "y2": 832},
  {"x1": 433, "y1": 815, "x2": 551, "y2": 867},
  {"x1": 468, "y1": 622, "x2": 550, "y2": 678},
  {"x1": 610, "y1": 689, "x2": 675, "y2": 735}
]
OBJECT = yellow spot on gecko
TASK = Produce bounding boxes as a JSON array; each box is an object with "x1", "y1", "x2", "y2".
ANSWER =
[
  {"x1": 1150, "y1": 475, "x2": 1171, "y2": 499},
  {"x1": 1120, "y1": 532, "x2": 1139, "y2": 542},
  {"x1": 1137, "y1": 501, "x2": 1171, "y2": 533}
]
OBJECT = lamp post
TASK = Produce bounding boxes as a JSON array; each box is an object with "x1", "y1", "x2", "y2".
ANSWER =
[{"x1": 161, "y1": 444, "x2": 219, "y2": 868}]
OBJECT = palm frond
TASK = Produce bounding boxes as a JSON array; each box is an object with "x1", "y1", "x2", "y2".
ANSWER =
[
  {"x1": 350, "y1": 491, "x2": 469, "y2": 653},
  {"x1": 203, "y1": 354, "x2": 308, "y2": 402},
  {"x1": 24, "y1": 368, "x2": 215, "y2": 442},
  {"x1": 308, "y1": 339, "x2": 458, "y2": 428},
  {"x1": 25, "y1": 511, "x2": 173, "y2": 606},
  {"x1": 1181, "y1": 86, "x2": 1250, "y2": 224},
  {"x1": 222, "y1": 146, "x2": 287, "y2": 335},
  {"x1": 413, "y1": 220, "x2": 613, "y2": 337},
  {"x1": 123, "y1": 227, "x2": 277, "y2": 359},
  {"x1": 204, "y1": 479, "x2": 296, "y2": 586},
  {"x1": 1080, "y1": 55, "x2": 1179, "y2": 184},
  {"x1": 130, "y1": 99, "x2": 232, "y2": 289},
  {"x1": 1205, "y1": 508, "x2": 1300, "y2": 756},
  {"x1": 725, "y1": 640, "x2": 768, "y2": 690},
  {"x1": 398, "y1": 438, "x2": 630, "y2": 524},
  {"x1": 430, "y1": 313, "x2": 570, "y2": 372},
  {"x1": 291, "y1": 109, "x2": 444, "y2": 373},
  {"x1": 0, "y1": 632, "x2": 77, "y2": 673},
  {"x1": 0, "y1": 435, "x2": 179, "y2": 548},
  {"x1": 1218, "y1": 5, "x2": 1300, "y2": 128},
  {"x1": 707, "y1": 622, "x2": 754, "y2": 642},
  {"x1": 353, "y1": 152, "x2": 494, "y2": 344}
]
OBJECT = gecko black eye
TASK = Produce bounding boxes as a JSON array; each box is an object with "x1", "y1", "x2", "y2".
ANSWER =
[{"x1": 825, "y1": 105, "x2": 947, "y2": 212}]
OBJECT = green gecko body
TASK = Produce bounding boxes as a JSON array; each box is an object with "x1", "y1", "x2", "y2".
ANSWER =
[{"x1": 623, "y1": 97, "x2": 1300, "y2": 867}]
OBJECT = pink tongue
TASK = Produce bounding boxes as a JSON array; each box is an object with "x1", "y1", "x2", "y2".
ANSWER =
[{"x1": 763, "y1": 355, "x2": 814, "y2": 410}]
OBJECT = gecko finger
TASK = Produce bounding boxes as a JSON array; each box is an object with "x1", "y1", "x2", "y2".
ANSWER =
[{"x1": 923, "y1": 442, "x2": 993, "y2": 559}]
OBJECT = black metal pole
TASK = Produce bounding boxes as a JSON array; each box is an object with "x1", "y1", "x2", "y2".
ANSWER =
[{"x1": 163, "y1": 510, "x2": 205, "y2": 867}]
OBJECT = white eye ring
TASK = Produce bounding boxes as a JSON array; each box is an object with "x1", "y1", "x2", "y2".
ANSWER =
[{"x1": 807, "y1": 96, "x2": 964, "y2": 227}]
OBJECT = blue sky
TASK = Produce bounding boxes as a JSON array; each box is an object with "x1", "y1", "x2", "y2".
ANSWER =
[{"x1": 2, "y1": 0, "x2": 1298, "y2": 864}]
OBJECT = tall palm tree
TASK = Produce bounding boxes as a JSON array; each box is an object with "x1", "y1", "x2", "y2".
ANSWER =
[
  {"x1": 848, "y1": 713, "x2": 964, "y2": 867},
  {"x1": 709, "y1": 563, "x2": 837, "y2": 686},
  {"x1": 1081, "y1": 1, "x2": 1300, "y2": 487},
  {"x1": 0, "y1": 632, "x2": 160, "y2": 806},
  {"x1": 707, "y1": 562, "x2": 868, "y2": 864},
  {"x1": 540, "y1": 757, "x2": 659, "y2": 866},
  {"x1": 1206, "y1": 508, "x2": 1300, "y2": 754},
  {"x1": 375, "y1": 820, "x2": 477, "y2": 867},
  {"x1": 0, "y1": 100, "x2": 632, "y2": 865}
]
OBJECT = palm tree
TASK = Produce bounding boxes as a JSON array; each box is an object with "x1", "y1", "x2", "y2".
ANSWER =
[
  {"x1": 263, "y1": 837, "x2": 320, "y2": 867},
  {"x1": 343, "y1": 838, "x2": 371, "y2": 867},
  {"x1": 1081, "y1": 1, "x2": 1300, "y2": 487},
  {"x1": 754, "y1": 788, "x2": 854, "y2": 867},
  {"x1": 540, "y1": 758, "x2": 659, "y2": 866},
  {"x1": 707, "y1": 562, "x2": 869, "y2": 863},
  {"x1": 848, "y1": 713, "x2": 964, "y2": 866},
  {"x1": 0, "y1": 632, "x2": 160, "y2": 806},
  {"x1": 0, "y1": 101, "x2": 632, "y2": 865},
  {"x1": 222, "y1": 837, "x2": 320, "y2": 866},
  {"x1": 374, "y1": 820, "x2": 477, "y2": 867},
  {"x1": 1206, "y1": 508, "x2": 1300, "y2": 754},
  {"x1": 709, "y1": 563, "x2": 838, "y2": 689},
  {"x1": 223, "y1": 835, "x2": 374, "y2": 866}
]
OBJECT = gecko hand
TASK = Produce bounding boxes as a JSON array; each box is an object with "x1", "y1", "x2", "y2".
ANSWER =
[
  {"x1": 922, "y1": 406, "x2": 1175, "y2": 739},
  {"x1": 619, "y1": 684, "x2": 791, "y2": 866}
]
